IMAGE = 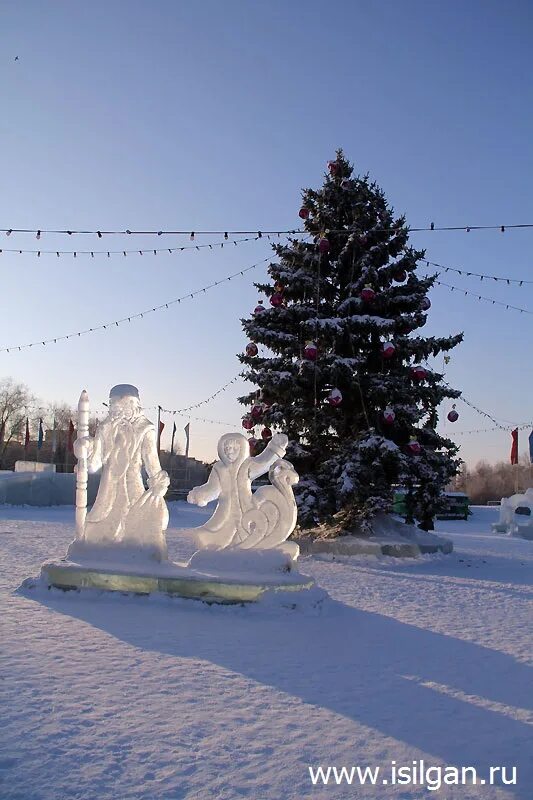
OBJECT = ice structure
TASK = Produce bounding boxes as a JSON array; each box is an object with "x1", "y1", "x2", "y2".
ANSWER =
[
  {"x1": 67, "y1": 384, "x2": 170, "y2": 563},
  {"x1": 41, "y1": 395, "x2": 313, "y2": 603},
  {"x1": 492, "y1": 489, "x2": 533, "y2": 540},
  {"x1": 187, "y1": 432, "x2": 299, "y2": 564}
]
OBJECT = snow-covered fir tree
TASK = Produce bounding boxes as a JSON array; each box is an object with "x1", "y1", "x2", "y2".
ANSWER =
[{"x1": 238, "y1": 151, "x2": 463, "y2": 533}]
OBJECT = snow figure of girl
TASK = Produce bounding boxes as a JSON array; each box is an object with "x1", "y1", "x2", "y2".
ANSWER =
[
  {"x1": 68, "y1": 384, "x2": 170, "y2": 562},
  {"x1": 187, "y1": 431, "x2": 299, "y2": 559}
]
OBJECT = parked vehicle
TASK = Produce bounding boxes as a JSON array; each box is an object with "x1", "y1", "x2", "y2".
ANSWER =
[{"x1": 392, "y1": 489, "x2": 470, "y2": 521}]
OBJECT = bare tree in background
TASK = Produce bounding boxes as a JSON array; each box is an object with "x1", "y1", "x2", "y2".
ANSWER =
[
  {"x1": 47, "y1": 403, "x2": 98, "y2": 435},
  {"x1": 0, "y1": 378, "x2": 35, "y2": 468},
  {"x1": 455, "y1": 457, "x2": 532, "y2": 504}
]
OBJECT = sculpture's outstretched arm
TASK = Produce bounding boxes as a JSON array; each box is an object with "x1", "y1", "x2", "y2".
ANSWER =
[
  {"x1": 248, "y1": 433, "x2": 288, "y2": 481},
  {"x1": 188, "y1": 467, "x2": 221, "y2": 507}
]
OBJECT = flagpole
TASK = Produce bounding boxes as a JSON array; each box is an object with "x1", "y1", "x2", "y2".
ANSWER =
[
  {"x1": 157, "y1": 405, "x2": 162, "y2": 455},
  {"x1": 75, "y1": 390, "x2": 90, "y2": 539},
  {"x1": 184, "y1": 421, "x2": 190, "y2": 487}
]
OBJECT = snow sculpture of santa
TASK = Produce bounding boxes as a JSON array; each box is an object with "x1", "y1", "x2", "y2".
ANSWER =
[{"x1": 68, "y1": 384, "x2": 170, "y2": 561}]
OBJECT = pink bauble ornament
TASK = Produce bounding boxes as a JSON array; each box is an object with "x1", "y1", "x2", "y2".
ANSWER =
[
  {"x1": 245, "y1": 342, "x2": 258, "y2": 357},
  {"x1": 393, "y1": 269, "x2": 407, "y2": 283},
  {"x1": 242, "y1": 416, "x2": 254, "y2": 431},
  {"x1": 251, "y1": 404, "x2": 264, "y2": 421},
  {"x1": 447, "y1": 406, "x2": 459, "y2": 423},
  {"x1": 261, "y1": 427, "x2": 272, "y2": 441},
  {"x1": 411, "y1": 365, "x2": 427, "y2": 381},
  {"x1": 382, "y1": 341, "x2": 395, "y2": 359},
  {"x1": 327, "y1": 160, "x2": 339, "y2": 175},
  {"x1": 318, "y1": 237, "x2": 330, "y2": 254},
  {"x1": 327, "y1": 388, "x2": 342, "y2": 407},
  {"x1": 254, "y1": 300, "x2": 265, "y2": 315},
  {"x1": 420, "y1": 297, "x2": 431, "y2": 311},
  {"x1": 408, "y1": 437, "x2": 421, "y2": 454},
  {"x1": 270, "y1": 292, "x2": 283, "y2": 307},
  {"x1": 299, "y1": 206, "x2": 310, "y2": 220},
  {"x1": 361, "y1": 285, "x2": 376, "y2": 302},
  {"x1": 303, "y1": 341, "x2": 318, "y2": 361},
  {"x1": 383, "y1": 406, "x2": 395, "y2": 425}
]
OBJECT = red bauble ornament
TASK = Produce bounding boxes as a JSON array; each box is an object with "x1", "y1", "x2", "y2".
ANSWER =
[
  {"x1": 383, "y1": 406, "x2": 395, "y2": 425},
  {"x1": 245, "y1": 342, "x2": 258, "y2": 357},
  {"x1": 254, "y1": 300, "x2": 265, "y2": 315},
  {"x1": 361, "y1": 285, "x2": 376, "y2": 302},
  {"x1": 270, "y1": 292, "x2": 283, "y2": 307},
  {"x1": 261, "y1": 427, "x2": 272, "y2": 440},
  {"x1": 411, "y1": 365, "x2": 427, "y2": 381},
  {"x1": 420, "y1": 297, "x2": 431, "y2": 311},
  {"x1": 303, "y1": 341, "x2": 318, "y2": 361},
  {"x1": 251, "y1": 404, "x2": 264, "y2": 422},
  {"x1": 408, "y1": 437, "x2": 421, "y2": 455},
  {"x1": 447, "y1": 406, "x2": 459, "y2": 423},
  {"x1": 393, "y1": 269, "x2": 407, "y2": 283},
  {"x1": 299, "y1": 206, "x2": 310, "y2": 220},
  {"x1": 327, "y1": 388, "x2": 342, "y2": 407},
  {"x1": 318, "y1": 237, "x2": 330, "y2": 254},
  {"x1": 242, "y1": 416, "x2": 254, "y2": 431},
  {"x1": 382, "y1": 341, "x2": 395, "y2": 359},
  {"x1": 327, "y1": 160, "x2": 339, "y2": 175}
]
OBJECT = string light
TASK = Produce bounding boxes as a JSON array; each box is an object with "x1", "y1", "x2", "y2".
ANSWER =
[
  {"x1": 0, "y1": 257, "x2": 272, "y2": 353},
  {"x1": 451, "y1": 421, "x2": 533, "y2": 436},
  {"x1": 0, "y1": 235, "x2": 264, "y2": 259},
  {"x1": 155, "y1": 376, "x2": 242, "y2": 415},
  {"x1": 433, "y1": 279, "x2": 533, "y2": 315},
  {"x1": 2, "y1": 221, "x2": 533, "y2": 237},
  {"x1": 424, "y1": 259, "x2": 530, "y2": 286}
]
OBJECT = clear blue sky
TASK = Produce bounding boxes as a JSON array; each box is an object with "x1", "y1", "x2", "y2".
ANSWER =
[{"x1": 1, "y1": 0, "x2": 532, "y2": 465}]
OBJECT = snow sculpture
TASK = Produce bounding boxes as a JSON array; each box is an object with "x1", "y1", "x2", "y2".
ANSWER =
[
  {"x1": 187, "y1": 432, "x2": 300, "y2": 560},
  {"x1": 68, "y1": 385, "x2": 170, "y2": 562},
  {"x1": 492, "y1": 488, "x2": 533, "y2": 539},
  {"x1": 40, "y1": 401, "x2": 317, "y2": 602}
]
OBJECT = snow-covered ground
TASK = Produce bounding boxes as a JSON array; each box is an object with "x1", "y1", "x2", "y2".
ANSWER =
[{"x1": 1, "y1": 504, "x2": 531, "y2": 799}]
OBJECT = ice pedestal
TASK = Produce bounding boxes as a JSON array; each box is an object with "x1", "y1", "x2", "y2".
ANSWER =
[{"x1": 41, "y1": 550, "x2": 314, "y2": 604}]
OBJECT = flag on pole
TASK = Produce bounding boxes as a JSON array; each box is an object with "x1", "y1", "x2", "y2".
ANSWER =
[
  {"x1": 510, "y1": 428, "x2": 518, "y2": 465},
  {"x1": 184, "y1": 422, "x2": 190, "y2": 459},
  {"x1": 67, "y1": 420, "x2": 75, "y2": 452},
  {"x1": 529, "y1": 430, "x2": 533, "y2": 464},
  {"x1": 24, "y1": 418, "x2": 30, "y2": 451},
  {"x1": 170, "y1": 422, "x2": 176, "y2": 455},
  {"x1": 37, "y1": 418, "x2": 44, "y2": 450},
  {"x1": 51, "y1": 418, "x2": 57, "y2": 455}
]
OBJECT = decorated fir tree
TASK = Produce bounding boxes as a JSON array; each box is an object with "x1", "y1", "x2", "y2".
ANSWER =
[{"x1": 238, "y1": 150, "x2": 463, "y2": 534}]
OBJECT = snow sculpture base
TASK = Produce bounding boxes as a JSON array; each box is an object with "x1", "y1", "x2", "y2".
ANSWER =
[{"x1": 41, "y1": 554, "x2": 315, "y2": 604}]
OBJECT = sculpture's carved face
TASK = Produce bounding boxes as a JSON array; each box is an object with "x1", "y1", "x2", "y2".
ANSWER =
[
  {"x1": 223, "y1": 438, "x2": 241, "y2": 463},
  {"x1": 109, "y1": 396, "x2": 140, "y2": 421}
]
